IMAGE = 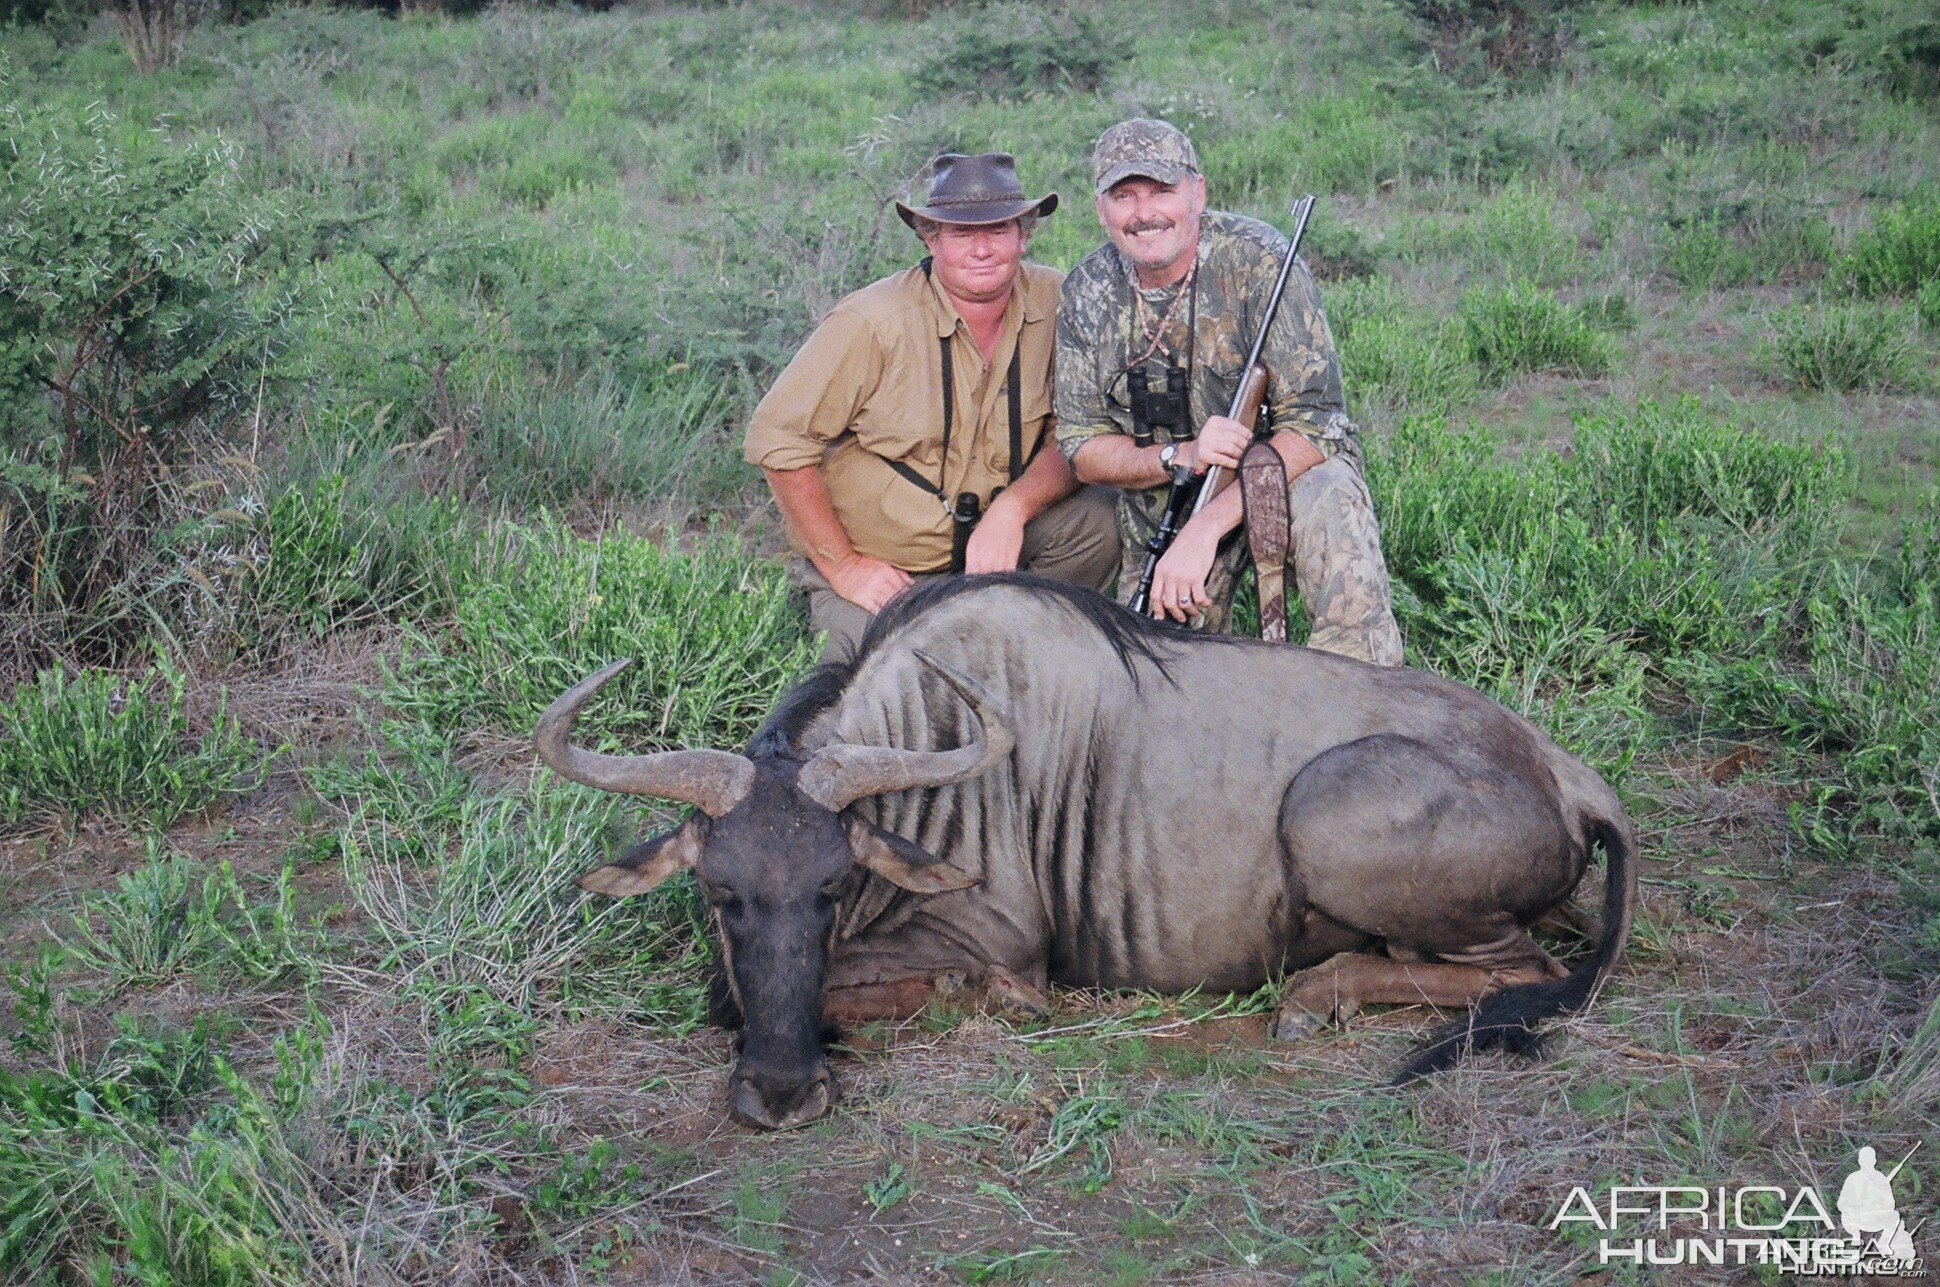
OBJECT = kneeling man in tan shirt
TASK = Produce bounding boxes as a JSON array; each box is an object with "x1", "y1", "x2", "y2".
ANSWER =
[{"x1": 744, "y1": 153, "x2": 1120, "y2": 663}]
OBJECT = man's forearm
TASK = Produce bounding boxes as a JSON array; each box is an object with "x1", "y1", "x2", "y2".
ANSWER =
[
  {"x1": 1069, "y1": 434, "x2": 1172, "y2": 489},
  {"x1": 1175, "y1": 430, "x2": 1327, "y2": 545},
  {"x1": 763, "y1": 466, "x2": 860, "y2": 579},
  {"x1": 984, "y1": 443, "x2": 1082, "y2": 526}
]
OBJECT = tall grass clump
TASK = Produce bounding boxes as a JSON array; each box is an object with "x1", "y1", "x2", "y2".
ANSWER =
[
  {"x1": 61, "y1": 844, "x2": 323, "y2": 990},
  {"x1": 0, "y1": 1017, "x2": 322, "y2": 1285},
  {"x1": 1330, "y1": 277, "x2": 1480, "y2": 420},
  {"x1": 218, "y1": 474, "x2": 474, "y2": 658},
  {"x1": 456, "y1": 363, "x2": 745, "y2": 510},
  {"x1": 341, "y1": 779, "x2": 709, "y2": 1029},
  {"x1": 1370, "y1": 401, "x2": 1848, "y2": 776},
  {"x1": 1837, "y1": 193, "x2": 1940, "y2": 296},
  {"x1": 1459, "y1": 281, "x2": 1617, "y2": 385},
  {"x1": 912, "y1": 7, "x2": 1130, "y2": 99},
  {"x1": 386, "y1": 523, "x2": 817, "y2": 750},
  {"x1": 0, "y1": 664, "x2": 263, "y2": 830},
  {"x1": 1676, "y1": 499, "x2": 1940, "y2": 849},
  {"x1": 1763, "y1": 299, "x2": 1920, "y2": 393}
]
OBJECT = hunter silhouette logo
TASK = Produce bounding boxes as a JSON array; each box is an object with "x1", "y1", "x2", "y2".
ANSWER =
[
  {"x1": 1549, "y1": 1142, "x2": 1926, "y2": 1273},
  {"x1": 1839, "y1": 1146, "x2": 1919, "y2": 1266}
]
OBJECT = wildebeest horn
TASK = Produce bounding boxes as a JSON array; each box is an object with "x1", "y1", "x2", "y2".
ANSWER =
[
  {"x1": 535, "y1": 660, "x2": 755, "y2": 817},
  {"x1": 797, "y1": 651, "x2": 1014, "y2": 812}
]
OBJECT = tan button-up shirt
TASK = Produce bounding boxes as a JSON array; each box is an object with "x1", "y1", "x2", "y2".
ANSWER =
[{"x1": 744, "y1": 261, "x2": 1062, "y2": 574}]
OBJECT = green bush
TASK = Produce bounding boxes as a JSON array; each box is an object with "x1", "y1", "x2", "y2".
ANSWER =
[
  {"x1": 1763, "y1": 299, "x2": 1919, "y2": 393},
  {"x1": 0, "y1": 663, "x2": 263, "y2": 830},
  {"x1": 912, "y1": 7, "x2": 1130, "y2": 100},
  {"x1": 1458, "y1": 281, "x2": 1616, "y2": 385},
  {"x1": 1837, "y1": 194, "x2": 1940, "y2": 296},
  {"x1": 385, "y1": 523, "x2": 818, "y2": 751},
  {"x1": 0, "y1": 101, "x2": 297, "y2": 662}
]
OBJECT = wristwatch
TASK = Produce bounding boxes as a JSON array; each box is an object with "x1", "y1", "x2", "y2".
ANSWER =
[{"x1": 1157, "y1": 442, "x2": 1179, "y2": 471}]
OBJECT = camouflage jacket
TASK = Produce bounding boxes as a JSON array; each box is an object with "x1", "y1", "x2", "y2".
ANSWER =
[{"x1": 1054, "y1": 211, "x2": 1362, "y2": 556}]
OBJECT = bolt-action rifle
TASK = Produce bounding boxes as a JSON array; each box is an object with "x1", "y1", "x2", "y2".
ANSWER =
[{"x1": 1126, "y1": 195, "x2": 1318, "y2": 618}]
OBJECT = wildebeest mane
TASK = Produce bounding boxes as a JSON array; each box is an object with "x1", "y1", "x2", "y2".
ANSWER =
[
  {"x1": 860, "y1": 573, "x2": 1201, "y2": 687},
  {"x1": 746, "y1": 661, "x2": 853, "y2": 759},
  {"x1": 749, "y1": 576, "x2": 1211, "y2": 758}
]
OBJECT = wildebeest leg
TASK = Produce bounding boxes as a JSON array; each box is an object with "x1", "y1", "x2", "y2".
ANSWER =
[
  {"x1": 1271, "y1": 732, "x2": 1586, "y2": 1042},
  {"x1": 821, "y1": 967, "x2": 1050, "y2": 1025},
  {"x1": 1271, "y1": 945, "x2": 1561, "y2": 1042}
]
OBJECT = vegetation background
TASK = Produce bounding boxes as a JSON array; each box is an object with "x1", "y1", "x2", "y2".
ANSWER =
[{"x1": 2, "y1": 0, "x2": 1938, "y2": 1281}]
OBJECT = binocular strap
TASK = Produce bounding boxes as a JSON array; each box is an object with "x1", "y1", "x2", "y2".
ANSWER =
[{"x1": 1239, "y1": 439, "x2": 1292, "y2": 644}]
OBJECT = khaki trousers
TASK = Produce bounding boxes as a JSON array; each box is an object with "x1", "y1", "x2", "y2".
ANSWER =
[{"x1": 796, "y1": 485, "x2": 1121, "y2": 664}]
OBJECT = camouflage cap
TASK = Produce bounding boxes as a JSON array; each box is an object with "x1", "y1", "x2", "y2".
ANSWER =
[{"x1": 1092, "y1": 118, "x2": 1201, "y2": 195}]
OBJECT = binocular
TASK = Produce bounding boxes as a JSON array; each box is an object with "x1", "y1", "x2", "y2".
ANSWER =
[{"x1": 1128, "y1": 366, "x2": 1189, "y2": 447}]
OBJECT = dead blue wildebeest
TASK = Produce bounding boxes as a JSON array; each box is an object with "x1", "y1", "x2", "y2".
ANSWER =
[{"x1": 537, "y1": 575, "x2": 1635, "y2": 1130}]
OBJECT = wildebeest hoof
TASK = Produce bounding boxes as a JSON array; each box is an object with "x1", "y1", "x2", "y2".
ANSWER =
[
  {"x1": 1269, "y1": 1004, "x2": 1328, "y2": 1042},
  {"x1": 931, "y1": 969, "x2": 971, "y2": 998}
]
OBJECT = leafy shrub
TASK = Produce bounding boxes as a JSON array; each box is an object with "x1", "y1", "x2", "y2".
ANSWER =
[
  {"x1": 1763, "y1": 299, "x2": 1919, "y2": 393},
  {"x1": 912, "y1": 7, "x2": 1130, "y2": 99},
  {"x1": 1458, "y1": 281, "x2": 1616, "y2": 385},
  {"x1": 0, "y1": 664, "x2": 263, "y2": 830},
  {"x1": 1837, "y1": 194, "x2": 1940, "y2": 296},
  {"x1": 386, "y1": 524, "x2": 818, "y2": 750},
  {"x1": 0, "y1": 101, "x2": 296, "y2": 664}
]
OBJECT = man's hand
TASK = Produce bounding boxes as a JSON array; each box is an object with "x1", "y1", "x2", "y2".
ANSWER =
[
  {"x1": 963, "y1": 502, "x2": 1026, "y2": 574},
  {"x1": 1182, "y1": 414, "x2": 1251, "y2": 474},
  {"x1": 828, "y1": 552, "x2": 913, "y2": 614},
  {"x1": 1148, "y1": 524, "x2": 1219, "y2": 623}
]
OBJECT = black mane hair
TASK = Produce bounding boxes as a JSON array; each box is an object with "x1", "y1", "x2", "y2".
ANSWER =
[
  {"x1": 745, "y1": 660, "x2": 853, "y2": 759},
  {"x1": 746, "y1": 575, "x2": 1228, "y2": 757},
  {"x1": 861, "y1": 573, "x2": 1214, "y2": 685}
]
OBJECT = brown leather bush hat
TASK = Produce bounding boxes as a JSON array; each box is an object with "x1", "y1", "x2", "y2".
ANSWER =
[{"x1": 896, "y1": 153, "x2": 1059, "y2": 230}]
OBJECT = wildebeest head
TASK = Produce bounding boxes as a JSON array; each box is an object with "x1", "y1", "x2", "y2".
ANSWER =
[{"x1": 535, "y1": 652, "x2": 1012, "y2": 1130}]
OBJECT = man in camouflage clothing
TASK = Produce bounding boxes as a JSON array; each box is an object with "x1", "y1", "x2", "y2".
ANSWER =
[{"x1": 1055, "y1": 118, "x2": 1403, "y2": 664}]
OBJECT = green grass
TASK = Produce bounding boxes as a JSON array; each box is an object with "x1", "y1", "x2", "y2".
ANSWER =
[
  {"x1": 1458, "y1": 280, "x2": 1618, "y2": 386},
  {"x1": 384, "y1": 522, "x2": 818, "y2": 751},
  {"x1": 3, "y1": 2, "x2": 1940, "y2": 1282},
  {"x1": 0, "y1": 663, "x2": 264, "y2": 830},
  {"x1": 1762, "y1": 298, "x2": 1922, "y2": 393}
]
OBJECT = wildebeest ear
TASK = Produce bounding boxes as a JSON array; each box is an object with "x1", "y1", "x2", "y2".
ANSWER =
[
  {"x1": 579, "y1": 814, "x2": 708, "y2": 897},
  {"x1": 843, "y1": 815, "x2": 980, "y2": 895}
]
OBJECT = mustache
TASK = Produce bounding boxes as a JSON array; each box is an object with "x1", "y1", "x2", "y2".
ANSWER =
[{"x1": 1123, "y1": 219, "x2": 1174, "y2": 234}]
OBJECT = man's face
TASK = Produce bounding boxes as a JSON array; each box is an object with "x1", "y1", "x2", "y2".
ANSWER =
[
  {"x1": 1096, "y1": 174, "x2": 1207, "y2": 286},
  {"x1": 922, "y1": 219, "x2": 1029, "y2": 307}
]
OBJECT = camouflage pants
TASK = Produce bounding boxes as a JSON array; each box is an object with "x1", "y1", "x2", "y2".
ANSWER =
[{"x1": 1114, "y1": 458, "x2": 1403, "y2": 665}]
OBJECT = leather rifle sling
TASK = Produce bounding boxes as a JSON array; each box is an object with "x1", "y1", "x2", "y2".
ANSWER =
[{"x1": 1239, "y1": 439, "x2": 1292, "y2": 643}]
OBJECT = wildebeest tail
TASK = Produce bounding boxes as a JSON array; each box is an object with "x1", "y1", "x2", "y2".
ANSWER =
[{"x1": 1393, "y1": 816, "x2": 1635, "y2": 1082}]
